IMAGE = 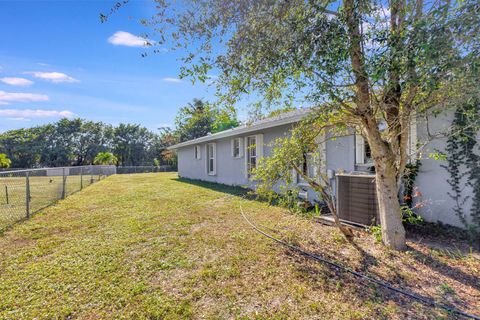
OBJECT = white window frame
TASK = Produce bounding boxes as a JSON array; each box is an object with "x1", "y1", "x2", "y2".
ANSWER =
[
  {"x1": 355, "y1": 133, "x2": 373, "y2": 165},
  {"x1": 245, "y1": 134, "x2": 263, "y2": 177},
  {"x1": 297, "y1": 152, "x2": 315, "y2": 184},
  {"x1": 194, "y1": 145, "x2": 201, "y2": 160},
  {"x1": 231, "y1": 138, "x2": 243, "y2": 158},
  {"x1": 206, "y1": 143, "x2": 216, "y2": 176}
]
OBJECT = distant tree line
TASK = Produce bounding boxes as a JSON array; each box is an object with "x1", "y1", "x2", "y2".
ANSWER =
[
  {"x1": 0, "y1": 99, "x2": 238, "y2": 169},
  {"x1": 0, "y1": 119, "x2": 168, "y2": 168}
]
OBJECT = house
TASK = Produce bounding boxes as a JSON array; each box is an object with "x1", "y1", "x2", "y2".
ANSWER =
[{"x1": 168, "y1": 108, "x2": 477, "y2": 229}]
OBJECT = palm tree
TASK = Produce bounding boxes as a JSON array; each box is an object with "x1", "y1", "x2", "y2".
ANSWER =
[
  {"x1": 0, "y1": 154, "x2": 11, "y2": 169},
  {"x1": 93, "y1": 152, "x2": 118, "y2": 165}
]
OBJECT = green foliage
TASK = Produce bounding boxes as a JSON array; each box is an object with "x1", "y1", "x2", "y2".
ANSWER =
[
  {"x1": 155, "y1": 127, "x2": 180, "y2": 169},
  {"x1": 94, "y1": 152, "x2": 118, "y2": 165},
  {"x1": 175, "y1": 99, "x2": 238, "y2": 142},
  {"x1": 367, "y1": 225, "x2": 383, "y2": 243},
  {"x1": 428, "y1": 152, "x2": 447, "y2": 161},
  {"x1": 112, "y1": 123, "x2": 156, "y2": 166},
  {"x1": 0, "y1": 118, "x2": 175, "y2": 168},
  {"x1": 401, "y1": 206, "x2": 424, "y2": 226},
  {"x1": 443, "y1": 100, "x2": 480, "y2": 239},
  {"x1": 402, "y1": 161, "x2": 421, "y2": 208},
  {"x1": 253, "y1": 111, "x2": 345, "y2": 214},
  {"x1": 369, "y1": 206, "x2": 423, "y2": 242},
  {"x1": 0, "y1": 153, "x2": 11, "y2": 169},
  {"x1": 138, "y1": 0, "x2": 479, "y2": 115}
]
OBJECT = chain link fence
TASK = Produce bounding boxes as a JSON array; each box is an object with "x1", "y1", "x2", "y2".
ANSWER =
[
  {"x1": 116, "y1": 165, "x2": 176, "y2": 174},
  {"x1": 0, "y1": 165, "x2": 116, "y2": 232}
]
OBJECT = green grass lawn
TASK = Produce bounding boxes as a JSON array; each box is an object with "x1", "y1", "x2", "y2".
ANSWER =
[
  {"x1": 0, "y1": 175, "x2": 102, "y2": 230},
  {"x1": 0, "y1": 173, "x2": 478, "y2": 319}
]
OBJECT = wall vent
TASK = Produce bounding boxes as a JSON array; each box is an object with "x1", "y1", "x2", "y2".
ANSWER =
[{"x1": 336, "y1": 173, "x2": 379, "y2": 226}]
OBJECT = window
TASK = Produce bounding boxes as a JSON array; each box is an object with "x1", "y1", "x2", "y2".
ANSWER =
[
  {"x1": 194, "y1": 145, "x2": 201, "y2": 160},
  {"x1": 355, "y1": 134, "x2": 373, "y2": 164},
  {"x1": 231, "y1": 138, "x2": 243, "y2": 158},
  {"x1": 206, "y1": 143, "x2": 216, "y2": 175},
  {"x1": 245, "y1": 134, "x2": 263, "y2": 176},
  {"x1": 246, "y1": 136, "x2": 257, "y2": 174},
  {"x1": 297, "y1": 152, "x2": 316, "y2": 184}
]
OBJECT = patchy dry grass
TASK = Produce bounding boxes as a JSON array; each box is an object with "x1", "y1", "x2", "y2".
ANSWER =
[{"x1": 0, "y1": 173, "x2": 478, "y2": 319}]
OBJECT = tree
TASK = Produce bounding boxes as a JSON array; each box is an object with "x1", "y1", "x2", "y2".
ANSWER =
[
  {"x1": 94, "y1": 152, "x2": 118, "y2": 165},
  {"x1": 127, "y1": 0, "x2": 479, "y2": 250},
  {"x1": 0, "y1": 153, "x2": 11, "y2": 169},
  {"x1": 0, "y1": 127, "x2": 43, "y2": 168},
  {"x1": 113, "y1": 124, "x2": 155, "y2": 166},
  {"x1": 175, "y1": 99, "x2": 238, "y2": 142},
  {"x1": 0, "y1": 119, "x2": 160, "y2": 168},
  {"x1": 151, "y1": 127, "x2": 180, "y2": 167}
]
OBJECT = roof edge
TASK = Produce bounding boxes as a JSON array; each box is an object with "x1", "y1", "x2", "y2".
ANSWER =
[{"x1": 167, "y1": 109, "x2": 311, "y2": 150}]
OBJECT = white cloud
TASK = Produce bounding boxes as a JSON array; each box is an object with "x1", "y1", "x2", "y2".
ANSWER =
[
  {"x1": 0, "y1": 109, "x2": 75, "y2": 119},
  {"x1": 6, "y1": 117, "x2": 31, "y2": 122},
  {"x1": 0, "y1": 77, "x2": 34, "y2": 87},
  {"x1": 108, "y1": 31, "x2": 150, "y2": 47},
  {"x1": 25, "y1": 71, "x2": 78, "y2": 83},
  {"x1": 162, "y1": 77, "x2": 182, "y2": 83},
  {"x1": 0, "y1": 91, "x2": 49, "y2": 105}
]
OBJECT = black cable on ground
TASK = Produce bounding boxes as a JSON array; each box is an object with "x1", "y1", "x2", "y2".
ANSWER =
[{"x1": 240, "y1": 204, "x2": 479, "y2": 320}]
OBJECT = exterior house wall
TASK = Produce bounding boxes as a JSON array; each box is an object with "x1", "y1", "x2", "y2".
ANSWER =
[
  {"x1": 176, "y1": 109, "x2": 477, "y2": 229},
  {"x1": 177, "y1": 124, "x2": 357, "y2": 202},
  {"x1": 177, "y1": 124, "x2": 294, "y2": 187},
  {"x1": 414, "y1": 110, "x2": 476, "y2": 228}
]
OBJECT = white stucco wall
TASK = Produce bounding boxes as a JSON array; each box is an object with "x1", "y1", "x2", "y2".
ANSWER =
[
  {"x1": 414, "y1": 110, "x2": 476, "y2": 228},
  {"x1": 176, "y1": 111, "x2": 477, "y2": 229},
  {"x1": 177, "y1": 124, "x2": 294, "y2": 187},
  {"x1": 177, "y1": 124, "x2": 356, "y2": 200}
]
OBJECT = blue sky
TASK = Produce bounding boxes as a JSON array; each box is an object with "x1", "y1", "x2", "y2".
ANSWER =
[{"x1": 0, "y1": 0, "x2": 225, "y2": 133}]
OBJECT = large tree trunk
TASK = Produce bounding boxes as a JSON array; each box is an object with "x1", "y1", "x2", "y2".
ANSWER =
[
  {"x1": 344, "y1": 0, "x2": 407, "y2": 250},
  {"x1": 364, "y1": 120, "x2": 407, "y2": 250},
  {"x1": 374, "y1": 157, "x2": 407, "y2": 250}
]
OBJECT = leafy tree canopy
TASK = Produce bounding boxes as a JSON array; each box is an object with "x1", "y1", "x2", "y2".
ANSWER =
[
  {"x1": 0, "y1": 119, "x2": 171, "y2": 168},
  {"x1": 0, "y1": 153, "x2": 11, "y2": 169},
  {"x1": 94, "y1": 152, "x2": 118, "y2": 165},
  {"x1": 175, "y1": 98, "x2": 238, "y2": 142}
]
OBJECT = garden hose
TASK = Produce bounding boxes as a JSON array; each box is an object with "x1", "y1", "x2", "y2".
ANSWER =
[{"x1": 240, "y1": 204, "x2": 479, "y2": 320}]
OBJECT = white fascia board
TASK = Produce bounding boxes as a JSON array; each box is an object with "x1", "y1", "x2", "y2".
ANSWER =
[{"x1": 167, "y1": 113, "x2": 307, "y2": 150}]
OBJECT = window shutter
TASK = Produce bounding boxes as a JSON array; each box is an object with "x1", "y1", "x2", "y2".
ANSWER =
[
  {"x1": 355, "y1": 134, "x2": 365, "y2": 164},
  {"x1": 244, "y1": 137, "x2": 249, "y2": 177},
  {"x1": 238, "y1": 138, "x2": 244, "y2": 158},
  {"x1": 256, "y1": 134, "x2": 264, "y2": 159},
  {"x1": 195, "y1": 146, "x2": 201, "y2": 160},
  {"x1": 205, "y1": 144, "x2": 208, "y2": 174},
  {"x1": 231, "y1": 139, "x2": 235, "y2": 157},
  {"x1": 212, "y1": 143, "x2": 217, "y2": 175}
]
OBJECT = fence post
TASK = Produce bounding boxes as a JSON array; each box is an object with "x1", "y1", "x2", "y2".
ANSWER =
[
  {"x1": 80, "y1": 167, "x2": 83, "y2": 190},
  {"x1": 5, "y1": 185, "x2": 8, "y2": 205},
  {"x1": 61, "y1": 168, "x2": 66, "y2": 199},
  {"x1": 25, "y1": 172, "x2": 30, "y2": 218},
  {"x1": 90, "y1": 165, "x2": 94, "y2": 184}
]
